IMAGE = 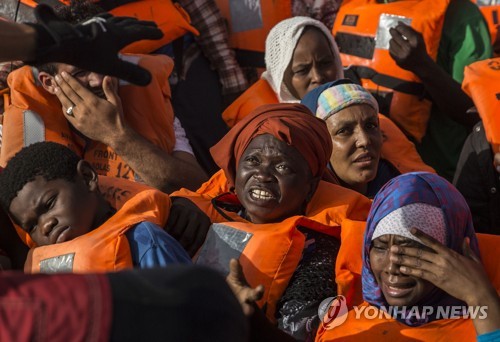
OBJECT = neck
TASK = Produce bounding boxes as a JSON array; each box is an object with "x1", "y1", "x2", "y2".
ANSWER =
[
  {"x1": 342, "y1": 180, "x2": 368, "y2": 196},
  {"x1": 91, "y1": 196, "x2": 116, "y2": 230}
]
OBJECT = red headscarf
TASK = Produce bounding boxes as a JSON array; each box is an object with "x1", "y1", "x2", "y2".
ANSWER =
[{"x1": 210, "y1": 103, "x2": 334, "y2": 188}]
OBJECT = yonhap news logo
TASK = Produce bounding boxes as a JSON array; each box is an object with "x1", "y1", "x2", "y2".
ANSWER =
[
  {"x1": 317, "y1": 295, "x2": 349, "y2": 330},
  {"x1": 318, "y1": 295, "x2": 489, "y2": 330}
]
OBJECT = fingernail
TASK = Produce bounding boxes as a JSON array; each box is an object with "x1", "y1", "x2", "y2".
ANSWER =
[
  {"x1": 54, "y1": 87, "x2": 59, "y2": 93},
  {"x1": 61, "y1": 71, "x2": 68, "y2": 79},
  {"x1": 400, "y1": 266, "x2": 408, "y2": 272},
  {"x1": 410, "y1": 228, "x2": 417, "y2": 234},
  {"x1": 55, "y1": 74, "x2": 61, "y2": 82},
  {"x1": 390, "y1": 245, "x2": 398, "y2": 252}
]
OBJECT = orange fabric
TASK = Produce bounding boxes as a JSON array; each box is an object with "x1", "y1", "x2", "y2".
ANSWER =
[
  {"x1": 25, "y1": 188, "x2": 171, "y2": 274},
  {"x1": 332, "y1": 0, "x2": 450, "y2": 142},
  {"x1": 14, "y1": 175, "x2": 154, "y2": 249},
  {"x1": 378, "y1": 115, "x2": 435, "y2": 174},
  {"x1": 214, "y1": 0, "x2": 291, "y2": 53},
  {"x1": 173, "y1": 172, "x2": 371, "y2": 320},
  {"x1": 315, "y1": 302, "x2": 477, "y2": 341},
  {"x1": 462, "y1": 58, "x2": 500, "y2": 152},
  {"x1": 19, "y1": 0, "x2": 198, "y2": 55},
  {"x1": 221, "y1": 78, "x2": 434, "y2": 175},
  {"x1": 0, "y1": 54, "x2": 175, "y2": 181},
  {"x1": 211, "y1": 103, "x2": 332, "y2": 188},
  {"x1": 109, "y1": 0, "x2": 199, "y2": 54},
  {"x1": 222, "y1": 79, "x2": 279, "y2": 128},
  {"x1": 316, "y1": 233, "x2": 500, "y2": 341}
]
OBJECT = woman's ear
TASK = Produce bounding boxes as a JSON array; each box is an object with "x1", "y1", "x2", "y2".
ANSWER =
[{"x1": 76, "y1": 160, "x2": 99, "y2": 192}]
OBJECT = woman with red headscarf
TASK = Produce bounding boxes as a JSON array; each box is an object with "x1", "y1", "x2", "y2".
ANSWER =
[{"x1": 171, "y1": 103, "x2": 371, "y2": 340}]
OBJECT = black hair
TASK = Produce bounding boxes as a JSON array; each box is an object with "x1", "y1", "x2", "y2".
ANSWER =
[
  {"x1": 32, "y1": 0, "x2": 105, "y2": 74},
  {"x1": 0, "y1": 142, "x2": 81, "y2": 211}
]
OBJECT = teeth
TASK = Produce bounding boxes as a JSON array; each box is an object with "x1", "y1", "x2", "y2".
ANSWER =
[
  {"x1": 251, "y1": 189, "x2": 274, "y2": 200},
  {"x1": 357, "y1": 156, "x2": 371, "y2": 161}
]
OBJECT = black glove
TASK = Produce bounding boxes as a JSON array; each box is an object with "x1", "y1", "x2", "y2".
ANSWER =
[{"x1": 27, "y1": 5, "x2": 163, "y2": 86}]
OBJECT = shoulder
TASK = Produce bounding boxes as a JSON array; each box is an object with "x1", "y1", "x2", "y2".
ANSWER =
[
  {"x1": 444, "y1": 0, "x2": 487, "y2": 27},
  {"x1": 126, "y1": 221, "x2": 191, "y2": 266}
]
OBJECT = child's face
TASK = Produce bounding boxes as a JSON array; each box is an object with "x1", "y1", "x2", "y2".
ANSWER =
[{"x1": 9, "y1": 176, "x2": 99, "y2": 246}]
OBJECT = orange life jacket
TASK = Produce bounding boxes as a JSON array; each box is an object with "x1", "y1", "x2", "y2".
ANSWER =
[
  {"x1": 462, "y1": 58, "x2": 500, "y2": 153},
  {"x1": 1, "y1": 54, "x2": 176, "y2": 181},
  {"x1": 316, "y1": 233, "x2": 500, "y2": 341},
  {"x1": 221, "y1": 79, "x2": 434, "y2": 175},
  {"x1": 14, "y1": 175, "x2": 156, "y2": 250},
  {"x1": 471, "y1": 0, "x2": 500, "y2": 46},
  {"x1": 332, "y1": 0, "x2": 450, "y2": 142},
  {"x1": 213, "y1": 0, "x2": 292, "y2": 67},
  {"x1": 14, "y1": 0, "x2": 198, "y2": 55},
  {"x1": 24, "y1": 188, "x2": 171, "y2": 274},
  {"x1": 172, "y1": 171, "x2": 372, "y2": 321},
  {"x1": 108, "y1": 0, "x2": 199, "y2": 54}
]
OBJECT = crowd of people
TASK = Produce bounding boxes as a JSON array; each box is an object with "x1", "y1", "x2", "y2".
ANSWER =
[{"x1": 0, "y1": 0, "x2": 499, "y2": 341}]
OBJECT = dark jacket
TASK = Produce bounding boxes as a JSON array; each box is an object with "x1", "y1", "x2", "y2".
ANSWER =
[{"x1": 453, "y1": 122, "x2": 500, "y2": 235}]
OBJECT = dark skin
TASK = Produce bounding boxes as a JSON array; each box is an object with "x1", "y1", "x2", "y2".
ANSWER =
[
  {"x1": 283, "y1": 26, "x2": 339, "y2": 100},
  {"x1": 391, "y1": 228, "x2": 500, "y2": 335},
  {"x1": 388, "y1": 23, "x2": 479, "y2": 127},
  {"x1": 370, "y1": 234, "x2": 436, "y2": 307},
  {"x1": 44, "y1": 69, "x2": 208, "y2": 194},
  {"x1": 165, "y1": 197, "x2": 212, "y2": 257},
  {"x1": 9, "y1": 161, "x2": 113, "y2": 247},
  {"x1": 165, "y1": 134, "x2": 321, "y2": 256},
  {"x1": 226, "y1": 259, "x2": 294, "y2": 342},
  {"x1": 226, "y1": 134, "x2": 320, "y2": 341},
  {"x1": 234, "y1": 134, "x2": 320, "y2": 224}
]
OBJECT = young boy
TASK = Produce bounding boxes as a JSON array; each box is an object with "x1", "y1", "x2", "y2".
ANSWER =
[{"x1": 0, "y1": 142, "x2": 191, "y2": 273}]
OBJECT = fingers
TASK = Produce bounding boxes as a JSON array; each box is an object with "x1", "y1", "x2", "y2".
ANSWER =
[
  {"x1": 227, "y1": 259, "x2": 264, "y2": 302},
  {"x1": 393, "y1": 23, "x2": 418, "y2": 44},
  {"x1": 390, "y1": 244, "x2": 436, "y2": 263},
  {"x1": 398, "y1": 264, "x2": 434, "y2": 281},
  {"x1": 389, "y1": 27, "x2": 407, "y2": 48},
  {"x1": 409, "y1": 228, "x2": 448, "y2": 253},
  {"x1": 462, "y1": 237, "x2": 481, "y2": 263},
  {"x1": 108, "y1": 16, "x2": 163, "y2": 45},
  {"x1": 55, "y1": 72, "x2": 94, "y2": 106},
  {"x1": 228, "y1": 258, "x2": 244, "y2": 282},
  {"x1": 53, "y1": 86, "x2": 76, "y2": 115},
  {"x1": 247, "y1": 284, "x2": 265, "y2": 302}
]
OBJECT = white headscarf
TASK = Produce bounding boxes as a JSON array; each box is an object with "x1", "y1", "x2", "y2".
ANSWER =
[
  {"x1": 372, "y1": 203, "x2": 447, "y2": 245},
  {"x1": 261, "y1": 16, "x2": 344, "y2": 103}
]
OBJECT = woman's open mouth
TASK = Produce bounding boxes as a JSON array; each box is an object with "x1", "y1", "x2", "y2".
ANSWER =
[
  {"x1": 383, "y1": 282, "x2": 415, "y2": 298},
  {"x1": 249, "y1": 188, "x2": 276, "y2": 201}
]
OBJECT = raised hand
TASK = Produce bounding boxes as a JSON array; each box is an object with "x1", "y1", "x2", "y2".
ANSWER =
[
  {"x1": 390, "y1": 228, "x2": 500, "y2": 334},
  {"x1": 53, "y1": 71, "x2": 125, "y2": 146},
  {"x1": 226, "y1": 259, "x2": 265, "y2": 316},
  {"x1": 29, "y1": 5, "x2": 163, "y2": 85},
  {"x1": 388, "y1": 23, "x2": 433, "y2": 74}
]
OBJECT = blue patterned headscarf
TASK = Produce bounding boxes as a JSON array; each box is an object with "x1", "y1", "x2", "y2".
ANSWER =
[{"x1": 362, "y1": 172, "x2": 480, "y2": 326}]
